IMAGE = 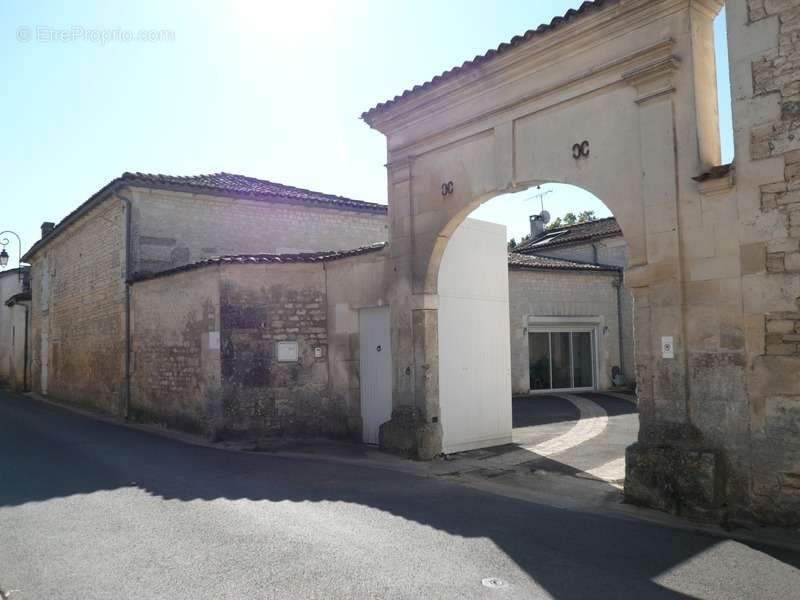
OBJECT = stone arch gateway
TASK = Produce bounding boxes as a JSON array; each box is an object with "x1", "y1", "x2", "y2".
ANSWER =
[{"x1": 363, "y1": 0, "x2": 800, "y2": 525}]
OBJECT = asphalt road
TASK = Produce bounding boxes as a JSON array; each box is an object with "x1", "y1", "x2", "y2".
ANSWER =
[{"x1": 2, "y1": 391, "x2": 799, "y2": 600}]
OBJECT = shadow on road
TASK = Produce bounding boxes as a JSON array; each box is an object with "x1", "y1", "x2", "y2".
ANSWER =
[{"x1": 1, "y1": 391, "x2": 798, "y2": 599}]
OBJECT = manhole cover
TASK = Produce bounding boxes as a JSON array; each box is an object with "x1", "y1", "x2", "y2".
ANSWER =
[{"x1": 482, "y1": 577, "x2": 508, "y2": 589}]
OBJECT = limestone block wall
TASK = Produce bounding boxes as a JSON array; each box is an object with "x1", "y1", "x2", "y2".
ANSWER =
[
  {"x1": 508, "y1": 268, "x2": 627, "y2": 394},
  {"x1": 729, "y1": 0, "x2": 800, "y2": 523},
  {"x1": 128, "y1": 187, "x2": 388, "y2": 274},
  {"x1": 218, "y1": 264, "x2": 336, "y2": 438},
  {"x1": 28, "y1": 200, "x2": 126, "y2": 414},
  {"x1": 324, "y1": 249, "x2": 391, "y2": 437},
  {"x1": 0, "y1": 271, "x2": 28, "y2": 390},
  {"x1": 532, "y1": 236, "x2": 629, "y2": 268},
  {"x1": 523, "y1": 236, "x2": 634, "y2": 385},
  {"x1": 130, "y1": 269, "x2": 221, "y2": 434}
]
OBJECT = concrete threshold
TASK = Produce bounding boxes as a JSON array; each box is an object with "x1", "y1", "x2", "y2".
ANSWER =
[{"x1": 18, "y1": 390, "x2": 800, "y2": 554}]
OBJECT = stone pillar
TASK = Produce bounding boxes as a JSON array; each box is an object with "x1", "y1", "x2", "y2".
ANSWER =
[
  {"x1": 622, "y1": 44, "x2": 727, "y2": 518},
  {"x1": 379, "y1": 157, "x2": 444, "y2": 459}
]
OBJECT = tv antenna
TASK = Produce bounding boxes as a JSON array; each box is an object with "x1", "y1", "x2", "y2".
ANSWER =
[{"x1": 525, "y1": 185, "x2": 553, "y2": 213}]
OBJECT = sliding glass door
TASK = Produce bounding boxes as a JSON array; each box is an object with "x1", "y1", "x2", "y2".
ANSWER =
[{"x1": 528, "y1": 329, "x2": 595, "y2": 391}]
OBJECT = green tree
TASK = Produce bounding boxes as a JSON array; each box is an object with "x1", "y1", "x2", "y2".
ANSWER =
[
  {"x1": 507, "y1": 238, "x2": 517, "y2": 251},
  {"x1": 547, "y1": 210, "x2": 597, "y2": 230}
]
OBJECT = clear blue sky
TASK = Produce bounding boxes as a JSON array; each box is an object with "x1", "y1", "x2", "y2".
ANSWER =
[{"x1": 1, "y1": 1, "x2": 732, "y2": 262}]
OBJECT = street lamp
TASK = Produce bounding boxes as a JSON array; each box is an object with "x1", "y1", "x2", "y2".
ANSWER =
[{"x1": 0, "y1": 231, "x2": 24, "y2": 281}]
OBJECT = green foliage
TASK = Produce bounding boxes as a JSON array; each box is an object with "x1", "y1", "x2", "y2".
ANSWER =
[{"x1": 547, "y1": 209, "x2": 597, "y2": 230}]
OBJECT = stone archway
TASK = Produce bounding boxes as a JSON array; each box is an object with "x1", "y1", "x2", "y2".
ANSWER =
[{"x1": 364, "y1": 0, "x2": 800, "y2": 525}]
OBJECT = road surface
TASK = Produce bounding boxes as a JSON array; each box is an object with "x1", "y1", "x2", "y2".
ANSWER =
[{"x1": 1, "y1": 390, "x2": 798, "y2": 599}]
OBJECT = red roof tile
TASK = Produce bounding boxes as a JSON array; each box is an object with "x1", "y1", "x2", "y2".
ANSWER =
[
  {"x1": 514, "y1": 217, "x2": 621, "y2": 253},
  {"x1": 130, "y1": 242, "x2": 388, "y2": 283},
  {"x1": 508, "y1": 252, "x2": 620, "y2": 272},
  {"x1": 120, "y1": 172, "x2": 386, "y2": 213}
]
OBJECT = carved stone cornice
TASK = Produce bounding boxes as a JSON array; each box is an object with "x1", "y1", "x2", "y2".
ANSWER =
[{"x1": 622, "y1": 54, "x2": 681, "y2": 104}]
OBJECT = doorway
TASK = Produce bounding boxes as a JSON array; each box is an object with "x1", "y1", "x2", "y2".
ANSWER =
[
  {"x1": 529, "y1": 328, "x2": 596, "y2": 392},
  {"x1": 359, "y1": 306, "x2": 392, "y2": 445}
]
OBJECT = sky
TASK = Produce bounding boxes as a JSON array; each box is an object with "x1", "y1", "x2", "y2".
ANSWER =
[{"x1": 0, "y1": 1, "x2": 733, "y2": 264}]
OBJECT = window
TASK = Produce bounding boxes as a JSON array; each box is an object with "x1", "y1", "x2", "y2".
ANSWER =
[{"x1": 528, "y1": 329, "x2": 595, "y2": 391}]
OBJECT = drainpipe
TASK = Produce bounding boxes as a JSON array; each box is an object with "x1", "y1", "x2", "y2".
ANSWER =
[
  {"x1": 117, "y1": 192, "x2": 133, "y2": 418},
  {"x1": 614, "y1": 272, "x2": 625, "y2": 380},
  {"x1": 22, "y1": 303, "x2": 29, "y2": 391}
]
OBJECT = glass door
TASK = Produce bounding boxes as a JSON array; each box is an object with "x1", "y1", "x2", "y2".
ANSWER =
[{"x1": 528, "y1": 329, "x2": 595, "y2": 391}]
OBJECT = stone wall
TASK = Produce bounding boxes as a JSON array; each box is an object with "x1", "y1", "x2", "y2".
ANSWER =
[
  {"x1": 129, "y1": 187, "x2": 388, "y2": 274},
  {"x1": 0, "y1": 271, "x2": 28, "y2": 390},
  {"x1": 29, "y1": 200, "x2": 127, "y2": 414},
  {"x1": 508, "y1": 268, "x2": 627, "y2": 393},
  {"x1": 324, "y1": 249, "x2": 391, "y2": 437},
  {"x1": 130, "y1": 268, "x2": 221, "y2": 434},
  {"x1": 218, "y1": 263, "x2": 337, "y2": 438},
  {"x1": 730, "y1": 0, "x2": 800, "y2": 524},
  {"x1": 522, "y1": 235, "x2": 635, "y2": 387}
]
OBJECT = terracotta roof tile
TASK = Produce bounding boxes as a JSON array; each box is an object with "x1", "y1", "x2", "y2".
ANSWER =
[
  {"x1": 130, "y1": 242, "x2": 388, "y2": 283},
  {"x1": 362, "y1": 0, "x2": 612, "y2": 123},
  {"x1": 120, "y1": 172, "x2": 386, "y2": 213},
  {"x1": 23, "y1": 173, "x2": 386, "y2": 261},
  {"x1": 508, "y1": 252, "x2": 620, "y2": 272},
  {"x1": 514, "y1": 217, "x2": 621, "y2": 253}
]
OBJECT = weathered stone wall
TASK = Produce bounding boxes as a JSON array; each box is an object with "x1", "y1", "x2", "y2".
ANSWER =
[
  {"x1": 508, "y1": 268, "x2": 627, "y2": 393},
  {"x1": 129, "y1": 187, "x2": 388, "y2": 274},
  {"x1": 130, "y1": 269, "x2": 221, "y2": 434},
  {"x1": 522, "y1": 236, "x2": 635, "y2": 386},
  {"x1": 729, "y1": 0, "x2": 800, "y2": 524},
  {"x1": 0, "y1": 271, "x2": 28, "y2": 390},
  {"x1": 324, "y1": 249, "x2": 392, "y2": 437},
  {"x1": 28, "y1": 200, "x2": 127, "y2": 414},
  {"x1": 218, "y1": 263, "x2": 337, "y2": 438}
]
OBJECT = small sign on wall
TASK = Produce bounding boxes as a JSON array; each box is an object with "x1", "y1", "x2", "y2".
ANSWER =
[
  {"x1": 276, "y1": 341, "x2": 299, "y2": 362},
  {"x1": 661, "y1": 336, "x2": 674, "y2": 359},
  {"x1": 208, "y1": 331, "x2": 220, "y2": 351}
]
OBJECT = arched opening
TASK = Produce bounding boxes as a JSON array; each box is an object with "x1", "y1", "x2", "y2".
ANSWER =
[{"x1": 433, "y1": 183, "x2": 637, "y2": 490}]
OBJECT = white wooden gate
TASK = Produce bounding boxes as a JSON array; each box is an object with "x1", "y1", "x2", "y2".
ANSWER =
[
  {"x1": 438, "y1": 219, "x2": 512, "y2": 453},
  {"x1": 359, "y1": 306, "x2": 392, "y2": 444}
]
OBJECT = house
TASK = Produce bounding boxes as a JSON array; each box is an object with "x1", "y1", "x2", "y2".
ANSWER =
[
  {"x1": 506, "y1": 217, "x2": 634, "y2": 394},
  {"x1": 21, "y1": 172, "x2": 388, "y2": 416},
  {"x1": 18, "y1": 167, "x2": 634, "y2": 449},
  {"x1": 0, "y1": 268, "x2": 30, "y2": 391}
]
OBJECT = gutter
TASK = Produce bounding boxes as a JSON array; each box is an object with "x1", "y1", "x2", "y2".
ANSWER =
[{"x1": 614, "y1": 273, "x2": 625, "y2": 377}]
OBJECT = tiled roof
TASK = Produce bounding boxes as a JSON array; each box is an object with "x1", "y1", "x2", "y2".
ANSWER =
[
  {"x1": 514, "y1": 217, "x2": 621, "y2": 253},
  {"x1": 119, "y1": 172, "x2": 387, "y2": 214},
  {"x1": 23, "y1": 172, "x2": 387, "y2": 261},
  {"x1": 508, "y1": 252, "x2": 620, "y2": 272},
  {"x1": 362, "y1": 0, "x2": 612, "y2": 123},
  {"x1": 130, "y1": 242, "x2": 388, "y2": 283}
]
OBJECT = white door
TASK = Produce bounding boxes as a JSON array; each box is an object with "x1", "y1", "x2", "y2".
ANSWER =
[{"x1": 359, "y1": 306, "x2": 392, "y2": 444}]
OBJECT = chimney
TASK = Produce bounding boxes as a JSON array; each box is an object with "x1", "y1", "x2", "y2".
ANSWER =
[
  {"x1": 529, "y1": 214, "x2": 545, "y2": 239},
  {"x1": 41, "y1": 222, "x2": 55, "y2": 238}
]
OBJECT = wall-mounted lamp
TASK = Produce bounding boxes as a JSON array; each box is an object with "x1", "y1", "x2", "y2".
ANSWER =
[{"x1": 0, "y1": 231, "x2": 24, "y2": 282}]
